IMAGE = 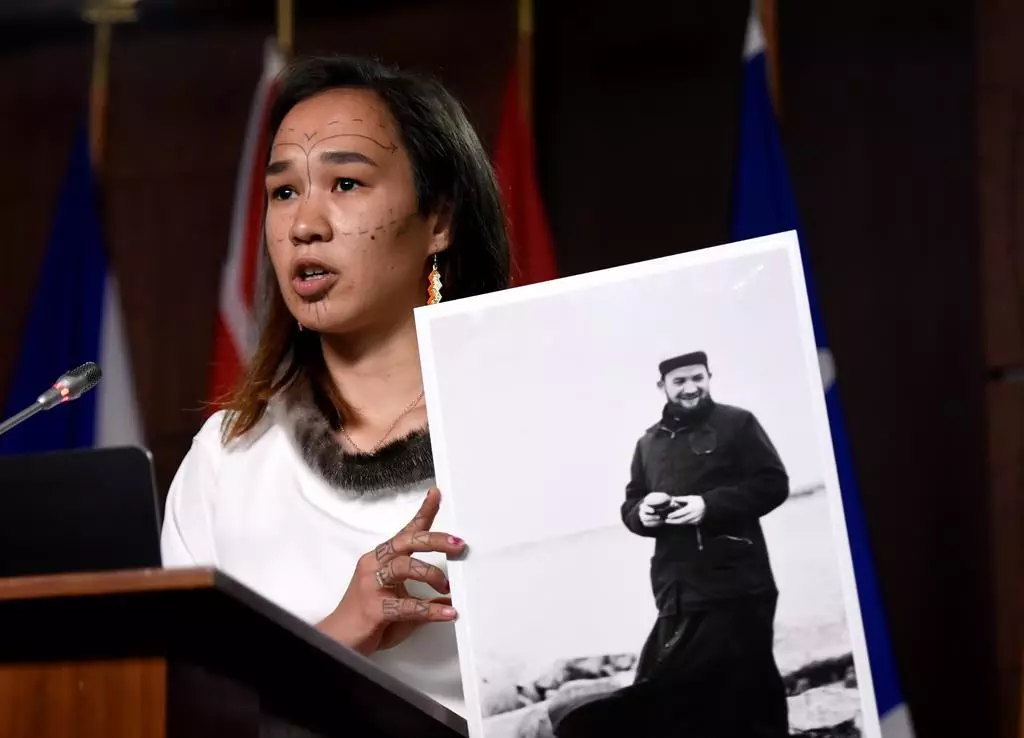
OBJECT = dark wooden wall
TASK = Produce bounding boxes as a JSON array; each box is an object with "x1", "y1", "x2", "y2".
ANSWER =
[
  {"x1": 777, "y1": 2, "x2": 998, "y2": 737},
  {"x1": 0, "y1": 0, "x2": 1014, "y2": 735},
  {"x1": 978, "y1": 0, "x2": 1024, "y2": 735},
  {"x1": 534, "y1": 1, "x2": 748, "y2": 273}
]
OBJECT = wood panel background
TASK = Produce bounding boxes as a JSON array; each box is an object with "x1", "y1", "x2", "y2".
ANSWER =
[
  {"x1": 979, "y1": 0, "x2": 1024, "y2": 734},
  {"x1": 776, "y1": 2, "x2": 996, "y2": 736},
  {"x1": 0, "y1": 0, "x2": 1015, "y2": 735}
]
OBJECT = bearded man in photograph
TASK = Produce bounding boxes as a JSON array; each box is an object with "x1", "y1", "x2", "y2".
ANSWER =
[{"x1": 615, "y1": 350, "x2": 791, "y2": 736}]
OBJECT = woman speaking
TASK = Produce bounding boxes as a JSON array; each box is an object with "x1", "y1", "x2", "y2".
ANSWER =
[{"x1": 161, "y1": 54, "x2": 510, "y2": 717}]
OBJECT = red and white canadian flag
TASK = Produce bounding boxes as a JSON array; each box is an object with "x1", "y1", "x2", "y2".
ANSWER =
[{"x1": 207, "y1": 40, "x2": 285, "y2": 406}]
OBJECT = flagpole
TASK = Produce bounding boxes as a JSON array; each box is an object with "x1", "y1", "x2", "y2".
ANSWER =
[
  {"x1": 517, "y1": 0, "x2": 533, "y2": 125},
  {"x1": 82, "y1": 1, "x2": 138, "y2": 173},
  {"x1": 276, "y1": 0, "x2": 294, "y2": 58},
  {"x1": 757, "y1": 0, "x2": 781, "y2": 113},
  {"x1": 88, "y1": 21, "x2": 111, "y2": 170}
]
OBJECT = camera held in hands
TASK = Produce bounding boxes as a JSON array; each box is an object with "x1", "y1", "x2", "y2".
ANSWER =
[{"x1": 645, "y1": 492, "x2": 686, "y2": 519}]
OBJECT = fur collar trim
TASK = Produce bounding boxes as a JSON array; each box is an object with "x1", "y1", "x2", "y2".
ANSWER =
[{"x1": 278, "y1": 384, "x2": 434, "y2": 500}]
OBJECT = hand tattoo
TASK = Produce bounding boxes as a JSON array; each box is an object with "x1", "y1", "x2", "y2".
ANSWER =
[
  {"x1": 382, "y1": 598, "x2": 431, "y2": 621},
  {"x1": 407, "y1": 559, "x2": 431, "y2": 578},
  {"x1": 375, "y1": 540, "x2": 395, "y2": 562},
  {"x1": 411, "y1": 531, "x2": 432, "y2": 548},
  {"x1": 403, "y1": 511, "x2": 432, "y2": 533}
]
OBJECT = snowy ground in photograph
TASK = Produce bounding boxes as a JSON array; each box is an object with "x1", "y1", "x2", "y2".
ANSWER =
[{"x1": 470, "y1": 487, "x2": 863, "y2": 738}]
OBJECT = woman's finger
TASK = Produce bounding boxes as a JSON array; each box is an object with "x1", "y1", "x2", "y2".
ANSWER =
[
  {"x1": 380, "y1": 596, "x2": 457, "y2": 622},
  {"x1": 400, "y1": 486, "x2": 441, "y2": 533},
  {"x1": 374, "y1": 529, "x2": 465, "y2": 565},
  {"x1": 375, "y1": 555, "x2": 449, "y2": 594}
]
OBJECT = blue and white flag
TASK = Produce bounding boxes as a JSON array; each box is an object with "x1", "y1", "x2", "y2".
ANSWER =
[
  {"x1": 0, "y1": 125, "x2": 143, "y2": 455},
  {"x1": 731, "y1": 10, "x2": 914, "y2": 738}
]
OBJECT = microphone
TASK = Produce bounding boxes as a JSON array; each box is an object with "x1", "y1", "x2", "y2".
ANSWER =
[{"x1": 0, "y1": 362, "x2": 103, "y2": 439}]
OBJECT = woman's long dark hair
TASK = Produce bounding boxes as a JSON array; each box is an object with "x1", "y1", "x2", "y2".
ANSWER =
[{"x1": 219, "y1": 55, "x2": 511, "y2": 443}]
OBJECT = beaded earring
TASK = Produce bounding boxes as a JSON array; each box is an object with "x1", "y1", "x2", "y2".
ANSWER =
[{"x1": 426, "y1": 254, "x2": 443, "y2": 305}]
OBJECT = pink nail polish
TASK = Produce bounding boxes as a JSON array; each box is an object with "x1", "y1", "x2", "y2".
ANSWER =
[
  {"x1": 448, "y1": 536, "x2": 464, "y2": 546},
  {"x1": 442, "y1": 607, "x2": 457, "y2": 618}
]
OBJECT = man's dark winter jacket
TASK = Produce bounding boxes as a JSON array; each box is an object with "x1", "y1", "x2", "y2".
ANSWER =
[{"x1": 621, "y1": 401, "x2": 789, "y2": 610}]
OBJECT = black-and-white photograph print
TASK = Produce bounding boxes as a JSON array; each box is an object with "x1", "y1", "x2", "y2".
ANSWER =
[{"x1": 415, "y1": 232, "x2": 882, "y2": 738}]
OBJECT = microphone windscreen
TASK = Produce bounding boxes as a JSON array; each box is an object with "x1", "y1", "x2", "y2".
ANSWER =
[{"x1": 58, "y1": 362, "x2": 103, "y2": 399}]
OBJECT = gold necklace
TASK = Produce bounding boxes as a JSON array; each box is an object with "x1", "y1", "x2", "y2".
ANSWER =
[{"x1": 339, "y1": 389, "x2": 425, "y2": 455}]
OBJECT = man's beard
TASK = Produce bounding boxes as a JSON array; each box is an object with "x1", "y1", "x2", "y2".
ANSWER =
[{"x1": 667, "y1": 392, "x2": 711, "y2": 417}]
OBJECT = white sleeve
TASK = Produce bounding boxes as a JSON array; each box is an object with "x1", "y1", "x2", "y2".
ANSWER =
[{"x1": 160, "y1": 425, "x2": 221, "y2": 568}]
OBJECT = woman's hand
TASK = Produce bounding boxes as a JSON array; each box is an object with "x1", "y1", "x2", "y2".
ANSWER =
[{"x1": 318, "y1": 487, "x2": 466, "y2": 655}]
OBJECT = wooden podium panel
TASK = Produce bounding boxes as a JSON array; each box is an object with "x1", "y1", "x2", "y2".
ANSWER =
[
  {"x1": 0, "y1": 658, "x2": 166, "y2": 737},
  {"x1": 0, "y1": 568, "x2": 466, "y2": 738}
]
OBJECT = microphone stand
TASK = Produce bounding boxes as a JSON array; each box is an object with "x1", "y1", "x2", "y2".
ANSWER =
[{"x1": 0, "y1": 402, "x2": 45, "y2": 439}]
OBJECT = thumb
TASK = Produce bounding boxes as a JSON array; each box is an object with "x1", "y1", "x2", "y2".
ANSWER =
[{"x1": 402, "y1": 486, "x2": 441, "y2": 532}]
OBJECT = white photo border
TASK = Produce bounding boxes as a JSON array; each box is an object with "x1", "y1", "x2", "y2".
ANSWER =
[{"x1": 415, "y1": 230, "x2": 883, "y2": 738}]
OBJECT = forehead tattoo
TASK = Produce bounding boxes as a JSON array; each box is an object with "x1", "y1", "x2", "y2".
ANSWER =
[
  {"x1": 267, "y1": 118, "x2": 400, "y2": 199},
  {"x1": 277, "y1": 118, "x2": 398, "y2": 155}
]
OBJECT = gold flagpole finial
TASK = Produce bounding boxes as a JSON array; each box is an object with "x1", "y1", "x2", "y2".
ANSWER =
[
  {"x1": 756, "y1": 0, "x2": 781, "y2": 113},
  {"x1": 82, "y1": 0, "x2": 138, "y2": 172},
  {"x1": 518, "y1": 0, "x2": 533, "y2": 37},
  {"x1": 82, "y1": 0, "x2": 137, "y2": 24},
  {"x1": 517, "y1": 0, "x2": 534, "y2": 124},
  {"x1": 277, "y1": 0, "x2": 294, "y2": 58}
]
